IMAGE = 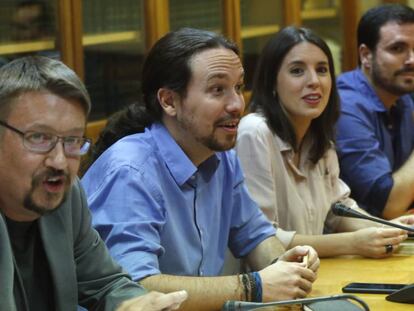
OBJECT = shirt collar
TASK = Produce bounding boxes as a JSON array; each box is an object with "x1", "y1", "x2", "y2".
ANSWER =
[
  {"x1": 150, "y1": 122, "x2": 219, "y2": 186},
  {"x1": 274, "y1": 134, "x2": 313, "y2": 178}
]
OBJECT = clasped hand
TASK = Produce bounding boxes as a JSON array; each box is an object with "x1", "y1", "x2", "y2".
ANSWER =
[{"x1": 259, "y1": 246, "x2": 319, "y2": 302}]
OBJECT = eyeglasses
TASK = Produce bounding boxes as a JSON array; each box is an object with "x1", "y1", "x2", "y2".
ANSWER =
[{"x1": 0, "y1": 120, "x2": 91, "y2": 156}]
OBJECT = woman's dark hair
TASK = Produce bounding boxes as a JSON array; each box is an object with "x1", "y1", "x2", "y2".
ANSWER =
[
  {"x1": 249, "y1": 26, "x2": 339, "y2": 164},
  {"x1": 89, "y1": 28, "x2": 238, "y2": 163}
]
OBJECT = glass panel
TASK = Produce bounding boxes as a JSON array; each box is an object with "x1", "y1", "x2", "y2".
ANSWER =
[
  {"x1": 301, "y1": 0, "x2": 343, "y2": 73},
  {"x1": 0, "y1": 0, "x2": 59, "y2": 67},
  {"x1": 82, "y1": 0, "x2": 145, "y2": 121},
  {"x1": 240, "y1": 0, "x2": 283, "y2": 90},
  {"x1": 169, "y1": 0, "x2": 222, "y2": 33}
]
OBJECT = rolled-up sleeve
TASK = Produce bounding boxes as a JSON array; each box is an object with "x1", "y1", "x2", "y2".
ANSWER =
[
  {"x1": 227, "y1": 156, "x2": 276, "y2": 257},
  {"x1": 82, "y1": 165, "x2": 165, "y2": 281}
]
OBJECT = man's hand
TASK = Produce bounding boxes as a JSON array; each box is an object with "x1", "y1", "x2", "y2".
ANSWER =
[
  {"x1": 391, "y1": 215, "x2": 414, "y2": 227},
  {"x1": 259, "y1": 246, "x2": 319, "y2": 302},
  {"x1": 116, "y1": 290, "x2": 188, "y2": 311},
  {"x1": 278, "y1": 245, "x2": 319, "y2": 272}
]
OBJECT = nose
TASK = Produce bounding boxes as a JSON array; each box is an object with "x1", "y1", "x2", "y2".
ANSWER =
[
  {"x1": 307, "y1": 70, "x2": 321, "y2": 88},
  {"x1": 226, "y1": 92, "x2": 245, "y2": 115},
  {"x1": 406, "y1": 49, "x2": 414, "y2": 65},
  {"x1": 44, "y1": 140, "x2": 68, "y2": 171}
]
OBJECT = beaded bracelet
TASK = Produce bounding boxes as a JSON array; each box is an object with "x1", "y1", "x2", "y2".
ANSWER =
[{"x1": 241, "y1": 273, "x2": 250, "y2": 301}]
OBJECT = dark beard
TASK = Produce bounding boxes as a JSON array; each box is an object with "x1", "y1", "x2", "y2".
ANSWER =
[
  {"x1": 372, "y1": 61, "x2": 414, "y2": 96},
  {"x1": 23, "y1": 191, "x2": 67, "y2": 216},
  {"x1": 177, "y1": 114, "x2": 239, "y2": 152},
  {"x1": 197, "y1": 132, "x2": 237, "y2": 151}
]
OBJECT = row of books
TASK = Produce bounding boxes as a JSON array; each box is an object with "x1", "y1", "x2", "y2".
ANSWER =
[
  {"x1": 169, "y1": 0, "x2": 222, "y2": 31},
  {"x1": 82, "y1": 0, "x2": 143, "y2": 34}
]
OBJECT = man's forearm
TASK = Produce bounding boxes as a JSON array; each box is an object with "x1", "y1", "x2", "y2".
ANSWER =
[
  {"x1": 384, "y1": 152, "x2": 414, "y2": 219},
  {"x1": 246, "y1": 235, "x2": 286, "y2": 270},
  {"x1": 141, "y1": 274, "x2": 242, "y2": 311}
]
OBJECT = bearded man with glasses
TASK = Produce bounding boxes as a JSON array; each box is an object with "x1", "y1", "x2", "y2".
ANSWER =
[{"x1": 0, "y1": 56, "x2": 187, "y2": 311}]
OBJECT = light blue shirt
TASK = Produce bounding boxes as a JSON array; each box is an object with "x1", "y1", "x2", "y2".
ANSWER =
[{"x1": 82, "y1": 122, "x2": 275, "y2": 281}]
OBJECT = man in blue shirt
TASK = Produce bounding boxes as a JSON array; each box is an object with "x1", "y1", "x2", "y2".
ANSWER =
[
  {"x1": 336, "y1": 4, "x2": 414, "y2": 219},
  {"x1": 82, "y1": 28, "x2": 319, "y2": 311}
]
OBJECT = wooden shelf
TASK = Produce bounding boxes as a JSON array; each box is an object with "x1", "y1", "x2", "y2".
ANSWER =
[
  {"x1": 0, "y1": 40, "x2": 55, "y2": 56},
  {"x1": 301, "y1": 8, "x2": 337, "y2": 20},
  {"x1": 0, "y1": 31, "x2": 143, "y2": 55},
  {"x1": 241, "y1": 25, "x2": 280, "y2": 39},
  {"x1": 83, "y1": 31, "x2": 142, "y2": 46}
]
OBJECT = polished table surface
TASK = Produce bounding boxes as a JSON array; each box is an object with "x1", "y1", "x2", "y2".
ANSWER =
[{"x1": 309, "y1": 241, "x2": 414, "y2": 311}]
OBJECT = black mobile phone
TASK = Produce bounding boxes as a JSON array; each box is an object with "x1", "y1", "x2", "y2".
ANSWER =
[{"x1": 342, "y1": 282, "x2": 406, "y2": 294}]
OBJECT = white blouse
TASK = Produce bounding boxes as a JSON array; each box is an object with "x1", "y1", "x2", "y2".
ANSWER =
[{"x1": 236, "y1": 113, "x2": 358, "y2": 247}]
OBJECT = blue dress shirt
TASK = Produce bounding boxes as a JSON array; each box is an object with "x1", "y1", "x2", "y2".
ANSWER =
[
  {"x1": 82, "y1": 122, "x2": 275, "y2": 281},
  {"x1": 336, "y1": 69, "x2": 414, "y2": 216}
]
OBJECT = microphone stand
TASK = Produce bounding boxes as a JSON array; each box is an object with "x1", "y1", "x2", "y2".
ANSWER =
[{"x1": 222, "y1": 294, "x2": 370, "y2": 311}]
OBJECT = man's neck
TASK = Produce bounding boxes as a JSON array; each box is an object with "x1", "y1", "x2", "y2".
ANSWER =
[{"x1": 362, "y1": 68, "x2": 399, "y2": 110}]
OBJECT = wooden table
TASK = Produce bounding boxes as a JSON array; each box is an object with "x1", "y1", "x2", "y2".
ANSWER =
[{"x1": 310, "y1": 242, "x2": 414, "y2": 311}]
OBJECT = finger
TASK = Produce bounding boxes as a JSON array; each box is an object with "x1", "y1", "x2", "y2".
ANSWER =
[
  {"x1": 308, "y1": 257, "x2": 320, "y2": 272},
  {"x1": 155, "y1": 290, "x2": 188, "y2": 309},
  {"x1": 379, "y1": 228, "x2": 406, "y2": 237},
  {"x1": 294, "y1": 287, "x2": 309, "y2": 299},
  {"x1": 296, "y1": 277, "x2": 313, "y2": 295},
  {"x1": 379, "y1": 229, "x2": 407, "y2": 241},
  {"x1": 281, "y1": 246, "x2": 309, "y2": 262},
  {"x1": 118, "y1": 291, "x2": 163, "y2": 309},
  {"x1": 395, "y1": 216, "x2": 414, "y2": 225},
  {"x1": 293, "y1": 266, "x2": 317, "y2": 284},
  {"x1": 381, "y1": 234, "x2": 407, "y2": 246}
]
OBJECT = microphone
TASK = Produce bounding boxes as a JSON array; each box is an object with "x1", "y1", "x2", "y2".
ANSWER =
[
  {"x1": 222, "y1": 294, "x2": 369, "y2": 311},
  {"x1": 331, "y1": 203, "x2": 414, "y2": 232}
]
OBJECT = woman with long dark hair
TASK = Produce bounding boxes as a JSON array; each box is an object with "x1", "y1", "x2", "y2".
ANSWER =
[{"x1": 236, "y1": 26, "x2": 413, "y2": 258}]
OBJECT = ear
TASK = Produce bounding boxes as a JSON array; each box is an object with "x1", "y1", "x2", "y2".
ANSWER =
[
  {"x1": 157, "y1": 88, "x2": 179, "y2": 117},
  {"x1": 359, "y1": 44, "x2": 372, "y2": 69}
]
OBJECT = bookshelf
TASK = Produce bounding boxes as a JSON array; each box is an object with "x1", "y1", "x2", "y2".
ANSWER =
[
  {"x1": 0, "y1": 0, "x2": 411, "y2": 142},
  {"x1": 301, "y1": 8, "x2": 338, "y2": 20},
  {"x1": 83, "y1": 31, "x2": 142, "y2": 46}
]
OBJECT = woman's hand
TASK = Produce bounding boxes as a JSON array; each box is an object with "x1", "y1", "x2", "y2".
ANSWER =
[{"x1": 351, "y1": 227, "x2": 407, "y2": 258}]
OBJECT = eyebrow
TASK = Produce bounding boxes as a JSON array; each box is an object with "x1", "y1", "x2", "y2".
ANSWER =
[
  {"x1": 386, "y1": 40, "x2": 408, "y2": 46},
  {"x1": 288, "y1": 60, "x2": 329, "y2": 66}
]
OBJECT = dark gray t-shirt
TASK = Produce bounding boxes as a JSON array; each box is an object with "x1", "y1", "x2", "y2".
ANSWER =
[{"x1": 6, "y1": 217, "x2": 54, "y2": 311}]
